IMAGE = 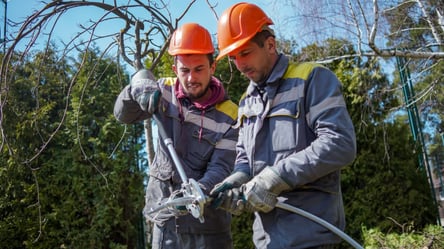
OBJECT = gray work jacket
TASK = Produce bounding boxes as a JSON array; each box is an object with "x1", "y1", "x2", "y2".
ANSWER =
[
  {"x1": 114, "y1": 77, "x2": 238, "y2": 234},
  {"x1": 234, "y1": 55, "x2": 357, "y2": 248}
]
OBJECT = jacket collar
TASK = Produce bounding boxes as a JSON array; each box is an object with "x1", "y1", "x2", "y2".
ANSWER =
[{"x1": 246, "y1": 54, "x2": 289, "y2": 96}]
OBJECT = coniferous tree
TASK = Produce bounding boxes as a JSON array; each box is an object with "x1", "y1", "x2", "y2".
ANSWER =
[{"x1": 0, "y1": 46, "x2": 147, "y2": 249}]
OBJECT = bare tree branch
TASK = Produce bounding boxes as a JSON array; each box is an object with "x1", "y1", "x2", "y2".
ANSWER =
[
  {"x1": 416, "y1": 0, "x2": 442, "y2": 44},
  {"x1": 0, "y1": 0, "x2": 203, "y2": 160},
  {"x1": 275, "y1": 0, "x2": 444, "y2": 60}
]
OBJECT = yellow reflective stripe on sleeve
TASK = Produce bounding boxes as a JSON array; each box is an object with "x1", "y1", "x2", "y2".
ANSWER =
[
  {"x1": 283, "y1": 62, "x2": 323, "y2": 80},
  {"x1": 216, "y1": 100, "x2": 238, "y2": 121},
  {"x1": 159, "y1": 78, "x2": 175, "y2": 105},
  {"x1": 163, "y1": 77, "x2": 177, "y2": 86}
]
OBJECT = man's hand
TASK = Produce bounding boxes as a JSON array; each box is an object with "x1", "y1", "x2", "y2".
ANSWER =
[
  {"x1": 210, "y1": 171, "x2": 251, "y2": 196},
  {"x1": 213, "y1": 188, "x2": 248, "y2": 215},
  {"x1": 241, "y1": 167, "x2": 292, "y2": 213},
  {"x1": 130, "y1": 69, "x2": 160, "y2": 114},
  {"x1": 209, "y1": 171, "x2": 251, "y2": 214}
]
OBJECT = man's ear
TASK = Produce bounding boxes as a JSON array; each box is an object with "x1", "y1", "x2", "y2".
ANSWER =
[
  {"x1": 267, "y1": 36, "x2": 276, "y2": 51},
  {"x1": 172, "y1": 64, "x2": 177, "y2": 75},
  {"x1": 210, "y1": 61, "x2": 216, "y2": 74}
]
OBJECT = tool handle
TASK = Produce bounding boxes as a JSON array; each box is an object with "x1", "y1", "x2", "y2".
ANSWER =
[{"x1": 153, "y1": 114, "x2": 189, "y2": 183}]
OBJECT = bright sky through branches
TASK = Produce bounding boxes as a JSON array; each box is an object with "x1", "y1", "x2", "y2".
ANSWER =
[{"x1": 4, "y1": 0, "x2": 271, "y2": 53}]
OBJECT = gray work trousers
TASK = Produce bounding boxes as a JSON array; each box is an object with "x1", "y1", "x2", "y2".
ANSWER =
[{"x1": 150, "y1": 219, "x2": 233, "y2": 249}]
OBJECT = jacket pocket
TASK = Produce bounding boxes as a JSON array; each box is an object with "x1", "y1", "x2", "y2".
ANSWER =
[{"x1": 268, "y1": 101, "x2": 301, "y2": 152}]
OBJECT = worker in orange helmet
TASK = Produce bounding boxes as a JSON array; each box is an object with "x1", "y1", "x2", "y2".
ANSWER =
[
  {"x1": 114, "y1": 23, "x2": 238, "y2": 249},
  {"x1": 210, "y1": 3, "x2": 357, "y2": 249}
]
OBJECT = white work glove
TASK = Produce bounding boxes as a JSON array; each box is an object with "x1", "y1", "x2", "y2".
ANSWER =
[
  {"x1": 241, "y1": 167, "x2": 292, "y2": 213},
  {"x1": 130, "y1": 69, "x2": 160, "y2": 114},
  {"x1": 209, "y1": 171, "x2": 251, "y2": 215}
]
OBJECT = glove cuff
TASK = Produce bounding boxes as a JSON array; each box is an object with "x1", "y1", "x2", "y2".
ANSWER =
[
  {"x1": 258, "y1": 167, "x2": 291, "y2": 194},
  {"x1": 148, "y1": 90, "x2": 161, "y2": 114},
  {"x1": 230, "y1": 171, "x2": 251, "y2": 187},
  {"x1": 133, "y1": 68, "x2": 155, "y2": 81}
]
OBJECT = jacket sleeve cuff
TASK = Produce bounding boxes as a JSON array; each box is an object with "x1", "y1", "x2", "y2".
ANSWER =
[{"x1": 233, "y1": 163, "x2": 250, "y2": 176}]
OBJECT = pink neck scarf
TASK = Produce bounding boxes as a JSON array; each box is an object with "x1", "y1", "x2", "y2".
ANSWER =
[{"x1": 174, "y1": 76, "x2": 225, "y2": 110}]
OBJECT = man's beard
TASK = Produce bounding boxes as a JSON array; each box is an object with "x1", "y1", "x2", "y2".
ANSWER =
[{"x1": 187, "y1": 83, "x2": 210, "y2": 101}]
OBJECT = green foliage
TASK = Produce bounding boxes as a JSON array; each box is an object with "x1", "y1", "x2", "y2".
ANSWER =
[
  {"x1": 215, "y1": 57, "x2": 249, "y2": 104},
  {"x1": 231, "y1": 213, "x2": 254, "y2": 249},
  {"x1": 416, "y1": 59, "x2": 444, "y2": 144},
  {"x1": 146, "y1": 52, "x2": 175, "y2": 78},
  {"x1": 1, "y1": 48, "x2": 72, "y2": 248},
  {"x1": 342, "y1": 120, "x2": 438, "y2": 242},
  {"x1": 384, "y1": 0, "x2": 444, "y2": 182},
  {"x1": 362, "y1": 224, "x2": 444, "y2": 249},
  {"x1": 0, "y1": 46, "x2": 146, "y2": 249},
  {"x1": 382, "y1": 0, "x2": 444, "y2": 49}
]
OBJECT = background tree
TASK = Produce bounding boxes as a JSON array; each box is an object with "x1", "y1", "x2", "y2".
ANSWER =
[
  {"x1": 273, "y1": 0, "x2": 443, "y2": 159},
  {"x1": 0, "y1": 43, "x2": 147, "y2": 248},
  {"x1": 272, "y1": 0, "x2": 444, "y2": 59},
  {"x1": 0, "y1": 47, "x2": 72, "y2": 248},
  {"x1": 0, "y1": 1, "x2": 208, "y2": 247},
  {"x1": 1, "y1": 0, "x2": 188, "y2": 173}
]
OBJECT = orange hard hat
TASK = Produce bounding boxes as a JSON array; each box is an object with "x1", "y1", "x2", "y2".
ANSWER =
[
  {"x1": 168, "y1": 23, "x2": 215, "y2": 55},
  {"x1": 216, "y1": 2, "x2": 273, "y2": 61}
]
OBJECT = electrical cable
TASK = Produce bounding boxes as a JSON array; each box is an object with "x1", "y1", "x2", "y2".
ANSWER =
[{"x1": 275, "y1": 202, "x2": 364, "y2": 249}]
